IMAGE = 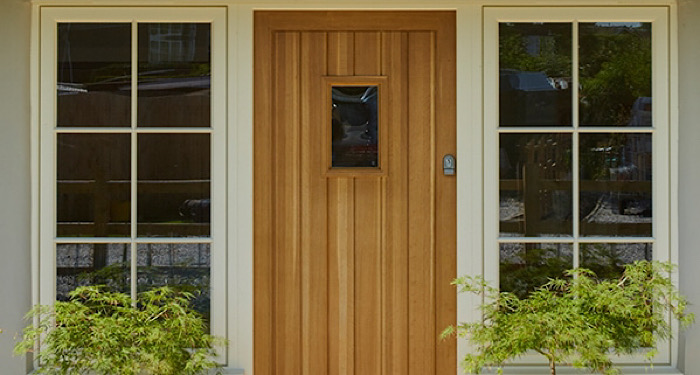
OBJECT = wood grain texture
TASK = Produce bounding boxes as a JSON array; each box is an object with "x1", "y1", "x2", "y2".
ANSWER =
[{"x1": 254, "y1": 12, "x2": 456, "y2": 375}]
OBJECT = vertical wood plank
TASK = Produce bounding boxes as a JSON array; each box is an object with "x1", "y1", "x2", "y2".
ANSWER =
[
  {"x1": 354, "y1": 32, "x2": 382, "y2": 75},
  {"x1": 328, "y1": 32, "x2": 355, "y2": 76},
  {"x1": 328, "y1": 179, "x2": 355, "y2": 375},
  {"x1": 300, "y1": 31, "x2": 329, "y2": 375},
  {"x1": 273, "y1": 31, "x2": 302, "y2": 375},
  {"x1": 354, "y1": 178, "x2": 383, "y2": 374},
  {"x1": 407, "y1": 31, "x2": 436, "y2": 375},
  {"x1": 381, "y1": 30, "x2": 410, "y2": 375},
  {"x1": 434, "y1": 13, "x2": 458, "y2": 375},
  {"x1": 253, "y1": 13, "x2": 274, "y2": 375},
  {"x1": 327, "y1": 29, "x2": 355, "y2": 375}
]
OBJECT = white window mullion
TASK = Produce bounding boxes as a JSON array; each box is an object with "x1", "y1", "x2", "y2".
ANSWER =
[
  {"x1": 572, "y1": 20, "x2": 580, "y2": 269},
  {"x1": 130, "y1": 19, "x2": 139, "y2": 302}
]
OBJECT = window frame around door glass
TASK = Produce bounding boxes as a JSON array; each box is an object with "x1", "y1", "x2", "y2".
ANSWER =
[{"x1": 483, "y1": 6, "x2": 671, "y2": 366}]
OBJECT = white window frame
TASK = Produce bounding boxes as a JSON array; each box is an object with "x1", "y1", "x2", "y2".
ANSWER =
[
  {"x1": 37, "y1": 5, "x2": 229, "y2": 363},
  {"x1": 483, "y1": 6, "x2": 675, "y2": 368}
]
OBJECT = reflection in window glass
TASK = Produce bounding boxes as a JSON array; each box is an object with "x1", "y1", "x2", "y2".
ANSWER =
[
  {"x1": 138, "y1": 134, "x2": 210, "y2": 237},
  {"x1": 137, "y1": 243, "x2": 210, "y2": 321},
  {"x1": 579, "y1": 134, "x2": 652, "y2": 237},
  {"x1": 499, "y1": 23, "x2": 572, "y2": 126},
  {"x1": 500, "y1": 134, "x2": 572, "y2": 237},
  {"x1": 57, "y1": 23, "x2": 131, "y2": 127},
  {"x1": 580, "y1": 243, "x2": 652, "y2": 280},
  {"x1": 500, "y1": 243, "x2": 573, "y2": 299},
  {"x1": 138, "y1": 23, "x2": 211, "y2": 127},
  {"x1": 331, "y1": 86, "x2": 379, "y2": 168},
  {"x1": 56, "y1": 243, "x2": 130, "y2": 301},
  {"x1": 57, "y1": 134, "x2": 131, "y2": 237},
  {"x1": 579, "y1": 23, "x2": 652, "y2": 126}
]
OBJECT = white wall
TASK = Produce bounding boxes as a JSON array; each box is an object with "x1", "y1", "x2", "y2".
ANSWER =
[
  {"x1": 678, "y1": 0, "x2": 700, "y2": 373},
  {"x1": 0, "y1": 0, "x2": 32, "y2": 373}
]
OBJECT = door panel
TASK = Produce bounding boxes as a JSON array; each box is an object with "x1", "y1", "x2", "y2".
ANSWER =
[{"x1": 254, "y1": 11, "x2": 456, "y2": 375}]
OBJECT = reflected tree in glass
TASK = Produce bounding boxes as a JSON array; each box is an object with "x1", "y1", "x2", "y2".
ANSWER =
[
  {"x1": 579, "y1": 133, "x2": 652, "y2": 236},
  {"x1": 579, "y1": 23, "x2": 652, "y2": 126}
]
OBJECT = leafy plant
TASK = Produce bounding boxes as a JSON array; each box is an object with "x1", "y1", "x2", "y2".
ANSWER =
[
  {"x1": 443, "y1": 261, "x2": 694, "y2": 375},
  {"x1": 14, "y1": 286, "x2": 225, "y2": 375}
]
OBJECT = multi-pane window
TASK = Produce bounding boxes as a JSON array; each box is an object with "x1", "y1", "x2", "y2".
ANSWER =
[
  {"x1": 40, "y1": 9, "x2": 226, "y2": 338},
  {"x1": 484, "y1": 7, "x2": 670, "y2": 364}
]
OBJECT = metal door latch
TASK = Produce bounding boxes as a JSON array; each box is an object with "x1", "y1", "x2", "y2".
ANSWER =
[{"x1": 443, "y1": 154, "x2": 456, "y2": 176}]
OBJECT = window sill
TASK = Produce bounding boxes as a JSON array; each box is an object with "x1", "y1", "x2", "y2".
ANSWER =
[{"x1": 477, "y1": 366, "x2": 682, "y2": 375}]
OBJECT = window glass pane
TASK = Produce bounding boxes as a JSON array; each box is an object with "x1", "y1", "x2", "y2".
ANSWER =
[
  {"x1": 137, "y1": 134, "x2": 210, "y2": 237},
  {"x1": 580, "y1": 243, "x2": 652, "y2": 280},
  {"x1": 331, "y1": 86, "x2": 379, "y2": 168},
  {"x1": 580, "y1": 134, "x2": 652, "y2": 236},
  {"x1": 579, "y1": 23, "x2": 652, "y2": 126},
  {"x1": 500, "y1": 243, "x2": 573, "y2": 298},
  {"x1": 138, "y1": 23, "x2": 211, "y2": 127},
  {"x1": 500, "y1": 133, "x2": 572, "y2": 237},
  {"x1": 57, "y1": 134, "x2": 131, "y2": 237},
  {"x1": 56, "y1": 243, "x2": 130, "y2": 301},
  {"x1": 499, "y1": 23, "x2": 572, "y2": 126},
  {"x1": 137, "y1": 243, "x2": 210, "y2": 321},
  {"x1": 57, "y1": 23, "x2": 131, "y2": 127}
]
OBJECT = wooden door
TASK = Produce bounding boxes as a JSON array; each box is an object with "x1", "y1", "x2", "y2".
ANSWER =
[{"x1": 254, "y1": 11, "x2": 456, "y2": 375}]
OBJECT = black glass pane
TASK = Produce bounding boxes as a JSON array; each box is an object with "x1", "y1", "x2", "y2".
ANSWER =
[
  {"x1": 332, "y1": 86, "x2": 379, "y2": 168},
  {"x1": 57, "y1": 134, "x2": 131, "y2": 237},
  {"x1": 579, "y1": 134, "x2": 652, "y2": 236},
  {"x1": 579, "y1": 23, "x2": 652, "y2": 126},
  {"x1": 499, "y1": 134, "x2": 572, "y2": 237},
  {"x1": 580, "y1": 243, "x2": 652, "y2": 280},
  {"x1": 499, "y1": 23, "x2": 572, "y2": 126},
  {"x1": 57, "y1": 23, "x2": 131, "y2": 127},
  {"x1": 500, "y1": 243, "x2": 573, "y2": 298},
  {"x1": 56, "y1": 243, "x2": 130, "y2": 301},
  {"x1": 138, "y1": 23, "x2": 211, "y2": 127},
  {"x1": 137, "y1": 243, "x2": 210, "y2": 321},
  {"x1": 138, "y1": 134, "x2": 210, "y2": 237}
]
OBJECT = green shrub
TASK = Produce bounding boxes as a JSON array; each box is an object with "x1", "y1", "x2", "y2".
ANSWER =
[
  {"x1": 443, "y1": 261, "x2": 694, "y2": 375},
  {"x1": 14, "y1": 286, "x2": 225, "y2": 375}
]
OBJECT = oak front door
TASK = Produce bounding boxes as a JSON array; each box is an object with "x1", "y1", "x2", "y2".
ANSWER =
[{"x1": 254, "y1": 11, "x2": 456, "y2": 375}]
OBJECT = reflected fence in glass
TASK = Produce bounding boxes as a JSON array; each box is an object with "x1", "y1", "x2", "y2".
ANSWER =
[
  {"x1": 57, "y1": 134, "x2": 131, "y2": 238},
  {"x1": 137, "y1": 134, "x2": 211, "y2": 237},
  {"x1": 57, "y1": 23, "x2": 132, "y2": 127},
  {"x1": 137, "y1": 23, "x2": 211, "y2": 128},
  {"x1": 499, "y1": 133, "x2": 573, "y2": 237}
]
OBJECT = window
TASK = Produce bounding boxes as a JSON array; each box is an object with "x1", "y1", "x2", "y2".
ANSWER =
[
  {"x1": 484, "y1": 7, "x2": 671, "y2": 365},
  {"x1": 39, "y1": 7, "x2": 227, "y2": 349}
]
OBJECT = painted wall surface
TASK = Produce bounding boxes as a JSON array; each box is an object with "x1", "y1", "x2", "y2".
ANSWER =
[
  {"x1": 0, "y1": 0, "x2": 32, "y2": 374},
  {"x1": 1, "y1": 1, "x2": 700, "y2": 374},
  {"x1": 678, "y1": 0, "x2": 700, "y2": 373}
]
